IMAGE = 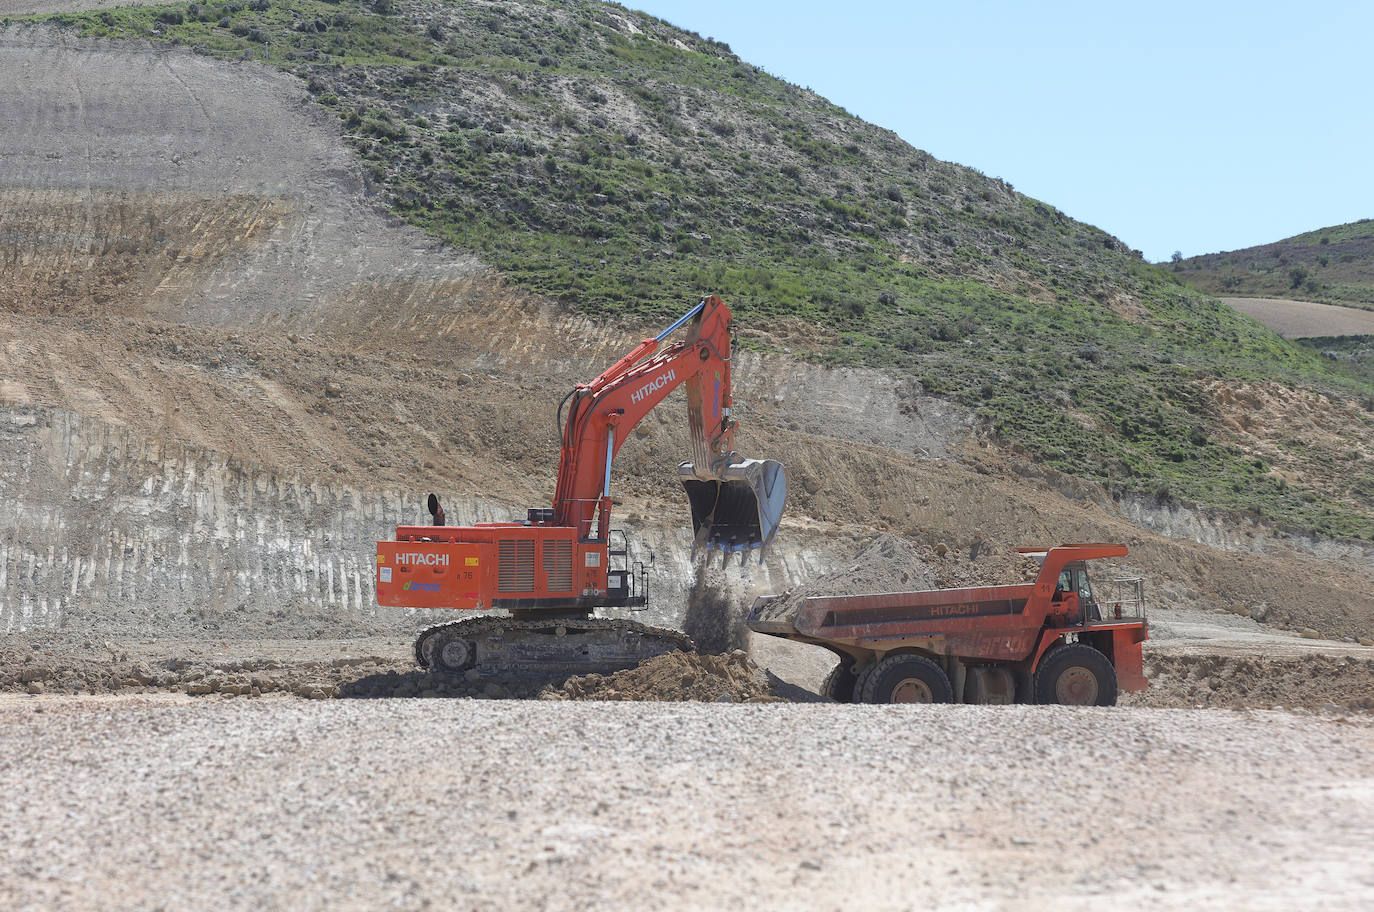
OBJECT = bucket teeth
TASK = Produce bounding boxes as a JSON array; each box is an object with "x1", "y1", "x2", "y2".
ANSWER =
[{"x1": 679, "y1": 458, "x2": 786, "y2": 558}]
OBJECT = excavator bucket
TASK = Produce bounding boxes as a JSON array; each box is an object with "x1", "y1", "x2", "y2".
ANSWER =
[{"x1": 679, "y1": 458, "x2": 786, "y2": 558}]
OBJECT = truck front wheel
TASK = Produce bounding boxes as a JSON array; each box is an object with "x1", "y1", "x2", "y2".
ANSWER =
[
  {"x1": 860, "y1": 654, "x2": 954, "y2": 704},
  {"x1": 1034, "y1": 644, "x2": 1118, "y2": 706}
]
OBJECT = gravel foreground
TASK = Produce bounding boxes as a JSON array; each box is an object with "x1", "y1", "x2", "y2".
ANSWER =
[{"x1": 2, "y1": 698, "x2": 1372, "y2": 912}]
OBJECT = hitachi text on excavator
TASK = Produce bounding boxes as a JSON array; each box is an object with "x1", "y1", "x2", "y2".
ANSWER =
[{"x1": 374, "y1": 296, "x2": 786, "y2": 679}]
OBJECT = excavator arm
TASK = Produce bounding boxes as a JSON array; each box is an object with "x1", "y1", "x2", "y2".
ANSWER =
[{"x1": 552, "y1": 295, "x2": 785, "y2": 558}]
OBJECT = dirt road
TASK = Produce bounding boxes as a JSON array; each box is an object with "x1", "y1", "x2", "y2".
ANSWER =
[
  {"x1": 1222, "y1": 296, "x2": 1374, "y2": 338},
  {"x1": 1, "y1": 697, "x2": 1370, "y2": 912}
]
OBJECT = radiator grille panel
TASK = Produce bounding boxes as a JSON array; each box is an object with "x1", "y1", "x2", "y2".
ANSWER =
[
  {"x1": 543, "y1": 540, "x2": 574, "y2": 593},
  {"x1": 497, "y1": 540, "x2": 536, "y2": 592}
]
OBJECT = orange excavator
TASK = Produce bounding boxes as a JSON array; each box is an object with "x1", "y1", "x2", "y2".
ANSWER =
[{"x1": 375, "y1": 295, "x2": 786, "y2": 679}]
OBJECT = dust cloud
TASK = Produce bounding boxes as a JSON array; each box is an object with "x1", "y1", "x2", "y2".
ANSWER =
[{"x1": 682, "y1": 564, "x2": 748, "y2": 654}]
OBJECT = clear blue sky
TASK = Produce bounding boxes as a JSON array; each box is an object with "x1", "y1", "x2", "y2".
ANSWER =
[{"x1": 627, "y1": 0, "x2": 1373, "y2": 262}]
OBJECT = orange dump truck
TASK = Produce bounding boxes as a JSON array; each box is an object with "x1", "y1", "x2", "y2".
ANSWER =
[{"x1": 748, "y1": 544, "x2": 1148, "y2": 705}]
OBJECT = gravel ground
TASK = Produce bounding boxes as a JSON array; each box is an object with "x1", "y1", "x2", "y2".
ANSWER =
[{"x1": 2, "y1": 697, "x2": 1372, "y2": 911}]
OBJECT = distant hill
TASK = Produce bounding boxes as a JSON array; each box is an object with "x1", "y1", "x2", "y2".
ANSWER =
[
  {"x1": 1170, "y1": 219, "x2": 1374, "y2": 310},
  {"x1": 7, "y1": 0, "x2": 1374, "y2": 540}
]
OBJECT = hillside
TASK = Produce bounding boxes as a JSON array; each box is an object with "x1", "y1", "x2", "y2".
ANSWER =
[
  {"x1": 1171, "y1": 219, "x2": 1374, "y2": 309},
  {"x1": 7, "y1": 0, "x2": 1372, "y2": 542}
]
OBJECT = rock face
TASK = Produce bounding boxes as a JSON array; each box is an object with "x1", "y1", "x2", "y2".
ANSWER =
[{"x1": 0, "y1": 404, "x2": 457, "y2": 638}]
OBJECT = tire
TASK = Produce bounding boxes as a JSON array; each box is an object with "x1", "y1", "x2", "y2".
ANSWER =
[
  {"x1": 860, "y1": 654, "x2": 954, "y2": 704},
  {"x1": 820, "y1": 663, "x2": 859, "y2": 703},
  {"x1": 852, "y1": 662, "x2": 876, "y2": 701},
  {"x1": 1034, "y1": 643, "x2": 1117, "y2": 706}
]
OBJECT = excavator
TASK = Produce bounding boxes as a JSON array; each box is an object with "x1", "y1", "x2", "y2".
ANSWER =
[{"x1": 375, "y1": 295, "x2": 786, "y2": 679}]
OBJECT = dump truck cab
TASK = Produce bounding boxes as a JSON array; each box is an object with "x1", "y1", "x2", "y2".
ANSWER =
[
  {"x1": 747, "y1": 543, "x2": 1149, "y2": 706},
  {"x1": 1051, "y1": 560, "x2": 1098, "y2": 623}
]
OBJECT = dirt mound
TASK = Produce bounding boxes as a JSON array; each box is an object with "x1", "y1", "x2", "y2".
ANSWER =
[
  {"x1": 754, "y1": 533, "x2": 938, "y2": 625},
  {"x1": 1125, "y1": 653, "x2": 1374, "y2": 713},
  {"x1": 0, "y1": 638, "x2": 780, "y2": 703},
  {"x1": 0, "y1": 638, "x2": 400, "y2": 699},
  {"x1": 541, "y1": 650, "x2": 780, "y2": 703}
]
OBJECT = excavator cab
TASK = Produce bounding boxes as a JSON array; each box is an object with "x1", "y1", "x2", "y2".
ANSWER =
[{"x1": 679, "y1": 457, "x2": 786, "y2": 558}]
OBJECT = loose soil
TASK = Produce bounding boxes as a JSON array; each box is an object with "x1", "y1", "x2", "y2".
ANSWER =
[
  {"x1": 542, "y1": 650, "x2": 780, "y2": 703},
  {"x1": 6, "y1": 626, "x2": 1373, "y2": 713},
  {"x1": 1125, "y1": 653, "x2": 1374, "y2": 713},
  {"x1": 754, "y1": 533, "x2": 942, "y2": 625}
]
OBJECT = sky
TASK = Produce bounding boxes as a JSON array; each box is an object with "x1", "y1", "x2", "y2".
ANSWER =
[{"x1": 627, "y1": 0, "x2": 1373, "y2": 263}]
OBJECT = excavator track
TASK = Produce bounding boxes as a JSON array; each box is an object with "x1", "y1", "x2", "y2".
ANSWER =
[{"x1": 413, "y1": 615, "x2": 695, "y2": 681}]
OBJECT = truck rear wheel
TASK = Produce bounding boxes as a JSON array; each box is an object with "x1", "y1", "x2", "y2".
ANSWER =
[
  {"x1": 1034, "y1": 644, "x2": 1117, "y2": 706},
  {"x1": 820, "y1": 663, "x2": 859, "y2": 703},
  {"x1": 860, "y1": 654, "x2": 953, "y2": 704}
]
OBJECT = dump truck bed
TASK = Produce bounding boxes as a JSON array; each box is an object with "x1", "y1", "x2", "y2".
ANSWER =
[
  {"x1": 750, "y1": 585, "x2": 1146, "y2": 678},
  {"x1": 751, "y1": 583, "x2": 1031, "y2": 630},
  {"x1": 749, "y1": 586, "x2": 1048, "y2": 662}
]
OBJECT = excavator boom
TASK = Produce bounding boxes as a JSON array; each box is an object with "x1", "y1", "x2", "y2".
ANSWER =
[{"x1": 550, "y1": 295, "x2": 785, "y2": 558}]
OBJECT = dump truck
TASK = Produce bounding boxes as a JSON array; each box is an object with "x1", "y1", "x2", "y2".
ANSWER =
[
  {"x1": 375, "y1": 295, "x2": 786, "y2": 679},
  {"x1": 748, "y1": 544, "x2": 1147, "y2": 705}
]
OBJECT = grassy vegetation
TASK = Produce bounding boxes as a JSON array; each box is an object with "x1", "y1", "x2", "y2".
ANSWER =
[
  {"x1": 10, "y1": 0, "x2": 1374, "y2": 540},
  {"x1": 1169, "y1": 219, "x2": 1374, "y2": 309}
]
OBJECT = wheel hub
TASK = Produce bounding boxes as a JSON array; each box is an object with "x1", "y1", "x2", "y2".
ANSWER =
[
  {"x1": 890, "y1": 677, "x2": 933, "y2": 704},
  {"x1": 438, "y1": 638, "x2": 471, "y2": 671},
  {"x1": 1056, "y1": 666, "x2": 1098, "y2": 705}
]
